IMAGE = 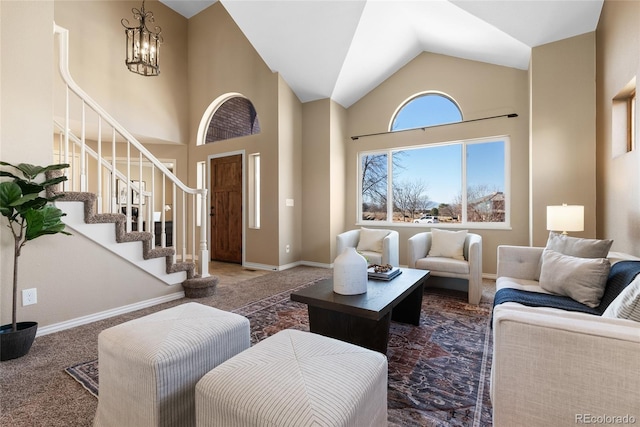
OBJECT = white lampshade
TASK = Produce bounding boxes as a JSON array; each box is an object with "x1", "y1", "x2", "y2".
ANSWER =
[{"x1": 546, "y1": 204, "x2": 584, "y2": 235}]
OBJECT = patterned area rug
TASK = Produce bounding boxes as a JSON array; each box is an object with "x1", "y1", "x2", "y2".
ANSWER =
[{"x1": 66, "y1": 281, "x2": 494, "y2": 426}]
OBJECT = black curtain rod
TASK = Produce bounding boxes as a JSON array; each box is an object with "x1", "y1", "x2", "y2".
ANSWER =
[{"x1": 350, "y1": 113, "x2": 518, "y2": 140}]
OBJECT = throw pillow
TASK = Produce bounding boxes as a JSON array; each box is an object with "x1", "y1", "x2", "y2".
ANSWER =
[
  {"x1": 356, "y1": 228, "x2": 390, "y2": 253},
  {"x1": 539, "y1": 249, "x2": 611, "y2": 308},
  {"x1": 602, "y1": 275, "x2": 640, "y2": 321},
  {"x1": 428, "y1": 229, "x2": 468, "y2": 260},
  {"x1": 545, "y1": 231, "x2": 613, "y2": 258},
  {"x1": 535, "y1": 232, "x2": 614, "y2": 280}
]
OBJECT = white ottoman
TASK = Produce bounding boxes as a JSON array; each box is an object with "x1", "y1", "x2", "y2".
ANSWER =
[
  {"x1": 195, "y1": 329, "x2": 388, "y2": 427},
  {"x1": 94, "y1": 302, "x2": 250, "y2": 427}
]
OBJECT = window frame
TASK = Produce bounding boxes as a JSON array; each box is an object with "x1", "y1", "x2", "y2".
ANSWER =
[
  {"x1": 248, "y1": 153, "x2": 261, "y2": 229},
  {"x1": 389, "y1": 91, "x2": 463, "y2": 132},
  {"x1": 627, "y1": 90, "x2": 636, "y2": 152},
  {"x1": 357, "y1": 135, "x2": 511, "y2": 229},
  {"x1": 612, "y1": 77, "x2": 636, "y2": 157}
]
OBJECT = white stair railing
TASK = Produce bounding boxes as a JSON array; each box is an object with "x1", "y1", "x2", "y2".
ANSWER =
[{"x1": 53, "y1": 24, "x2": 209, "y2": 277}]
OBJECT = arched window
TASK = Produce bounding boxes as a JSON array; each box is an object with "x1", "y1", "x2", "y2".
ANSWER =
[
  {"x1": 390, "y1": 92, "x2": 462, "y2": 131},
  {"x1": 205, "y1": 96, "x2": 261, "y2": 143},
  {"x1": 359, "y1": 92, "x2": 509, "y2": 227}
]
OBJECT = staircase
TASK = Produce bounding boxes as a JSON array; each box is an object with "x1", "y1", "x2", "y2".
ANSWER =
[{"x1": 52, "y1": 24, "x2": 216, "y2": 296}]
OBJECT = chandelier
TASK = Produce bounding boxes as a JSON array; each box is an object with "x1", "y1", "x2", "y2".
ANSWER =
[{"x1": 121, "y1": 0, "x2": 163, "y2": 76}]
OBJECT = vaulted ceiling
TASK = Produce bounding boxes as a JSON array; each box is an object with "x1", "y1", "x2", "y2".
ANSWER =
[{"x1": 160, "y1": 0, "x2": 604, "y2": 108}]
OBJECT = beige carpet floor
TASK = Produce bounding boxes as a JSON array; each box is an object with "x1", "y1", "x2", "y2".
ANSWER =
[{"x1": 0, "y1": 263, "x2": 332, "y2": 427}]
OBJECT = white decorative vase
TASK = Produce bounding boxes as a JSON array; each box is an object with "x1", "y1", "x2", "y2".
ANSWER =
[{"x1": 333, "y1": 247, "x2": 368, "y2": 295}]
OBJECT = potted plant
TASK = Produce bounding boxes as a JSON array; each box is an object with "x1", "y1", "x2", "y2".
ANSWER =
[{"x1": 0, "y1": 161, "x2": 70, "y2": 361}]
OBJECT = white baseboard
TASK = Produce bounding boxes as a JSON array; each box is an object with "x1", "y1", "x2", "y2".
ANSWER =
[
  {"x1": 36, "y1": 291, "x2": 185, "y2": 337},
  {"x1": 241, "y1": 262, "x2": 280, "y2": 271},
  {"x1": 298, "y1": 260, "x2": 332, "y2": 269},
  {"x1": 242, "y1": 260, "x2": 332, "y2": 271}
]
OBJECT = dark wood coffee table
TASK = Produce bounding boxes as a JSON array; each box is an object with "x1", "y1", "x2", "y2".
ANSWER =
[{"x1": 290, "y1": 268, "x2": 429, "y2": 354}]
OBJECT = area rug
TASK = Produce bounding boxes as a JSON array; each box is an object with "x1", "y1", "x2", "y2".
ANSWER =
[
  {"x1": 66, "y1": 282, "x2": 494, "y2": 427},
  {"x1": 65, "y1": 359, "x2": 99, "y2": 398}
]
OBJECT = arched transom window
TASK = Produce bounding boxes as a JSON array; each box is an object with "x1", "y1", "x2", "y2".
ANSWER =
[
  {"x1": 205, "y1": 97, "x2": 261, "y2": 143},
  {"x1": 390, "y1": 92, "x2": 462, "y2": 131}
]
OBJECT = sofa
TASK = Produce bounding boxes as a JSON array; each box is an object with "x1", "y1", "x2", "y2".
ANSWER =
[{"x1": 491, "y1": 237, "x2": 640, "y2": 426}]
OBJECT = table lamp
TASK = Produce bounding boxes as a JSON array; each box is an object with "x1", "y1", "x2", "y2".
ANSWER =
[{"x1": 546, "y1": 204, "x2": 584, "y2": 235}]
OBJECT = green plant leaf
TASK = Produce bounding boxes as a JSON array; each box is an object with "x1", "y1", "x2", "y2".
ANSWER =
[
  {"x1": 41, "y1": 175, "x2": 68, "y2": 189},
  {"x1": 0, "y1": 170, "x2": 21, "y2": 180},
  {"x1": 14, "y1": 181, "x2": 45, "y2": 197},
  {"x1": 0, "y1": 181, "x2": 22, "y2": 217},
  {"x1": 12, "y1": 194, "x2": 45, "y2": 211},
  {"x1": 0, "y1": 162, "x2": 69, "y2": 181},
  {"x1": 23, "y1": 205, "x2": 70, "y2": 241},
  {"x1": 14, "y1": 164, "x2": 45, "y2": 180},
  {"x1": 39, "y1": 163, "x2": 69, "y2": 173}
]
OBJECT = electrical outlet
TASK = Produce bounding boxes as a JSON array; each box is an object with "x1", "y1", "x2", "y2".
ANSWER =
[
  {"x1": 22, "y1": 288, "x2": 37, "y2": 306},
  {"x1": 285, "y1": 244, "x2": 290, "y2": 253}
]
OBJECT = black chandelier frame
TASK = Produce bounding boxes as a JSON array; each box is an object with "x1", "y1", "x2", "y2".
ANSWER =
[{"x1": 121, "y1": 0, "x2": 163, "y2": 76}]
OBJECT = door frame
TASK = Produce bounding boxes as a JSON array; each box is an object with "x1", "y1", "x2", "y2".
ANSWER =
[{"x1": 207, "y1": 150, "x2": 246, "y2": 266}]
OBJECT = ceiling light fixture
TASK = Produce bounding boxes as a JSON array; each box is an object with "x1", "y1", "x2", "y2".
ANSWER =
[{"x1": 121, "y1": 0, "x2": 163, "y2": 76}]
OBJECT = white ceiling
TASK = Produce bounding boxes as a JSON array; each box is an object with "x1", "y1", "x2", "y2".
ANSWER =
[{"x1": 159, "y1": 0, "x2": 604, "y2": 108}]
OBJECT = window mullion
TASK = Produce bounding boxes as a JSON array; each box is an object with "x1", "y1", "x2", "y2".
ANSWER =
[
  {"x1": 461, "y1": 142, "x2": 467, "y2": 224},
  {"x1": 387, "y1": 151, "x2": 393, "y2": 223}
]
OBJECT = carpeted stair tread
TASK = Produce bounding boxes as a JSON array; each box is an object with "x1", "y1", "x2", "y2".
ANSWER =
[
  {"x1": 169, "y1": 261, "x2": 197, "y2": 279},
  {"x1": 45, "y1": 169, "x2": 199, "y2": 280},
  {"x1": 145, "y1": 247, "x2": 175, "y2": 260},
  {"x1": 182, "y1": 275, "x2": 219, "y2": 286},
  {"x1": 119, "y1": 231, "x2": 153, "y2": 243},
  {"x1": 182, "y1": 275, "x2": 219, "y2": 298},
  {"x1": 52, "y1": 191, "x2": 95, "y2": 203},
  {"x1": 88, "y1": 213, "x2": 125, "y2": 224},
  {"x1": 52, "y1": 191, "x2": 98, "y2": 221}
]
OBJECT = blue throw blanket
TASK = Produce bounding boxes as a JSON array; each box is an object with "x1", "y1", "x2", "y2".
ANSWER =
[
  {"x1": 493, "y1": 288, "x2": 600, "y2": 315},
  {"x1": 493, "y1": 260, "x2": 640, "y2": 316}
]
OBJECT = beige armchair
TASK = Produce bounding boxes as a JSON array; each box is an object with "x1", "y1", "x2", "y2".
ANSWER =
[
  {"x1": 336, "y1": 228, "x2": 399, "y2": 267},
  {"x1": 407, "y1": 230, "x2": 483, "y2": 304}
]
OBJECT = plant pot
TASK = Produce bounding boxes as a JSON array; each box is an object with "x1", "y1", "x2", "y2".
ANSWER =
[{"x1": 0, "y1": 321, "x2": 38, "y2": 361}]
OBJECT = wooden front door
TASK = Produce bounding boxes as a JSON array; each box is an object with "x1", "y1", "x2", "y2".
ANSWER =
[{"x1": 210, "y1": 154, "x2": 242, "y2": 263}]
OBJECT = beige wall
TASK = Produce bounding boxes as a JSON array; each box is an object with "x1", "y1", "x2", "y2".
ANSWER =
[
  {"x1": 302, "y1": 100, "x2": 332, "y2": 263},
  {"x1": 187, "y1": 2, "x2": 284, "y2": 268},
  {"x1": 1, "y1": 2, "x2": 179, "y2": 328},
  {"x1": 4, "y1": 228, "x2": 180, "y2": 328},
  {"x1": 329, "y1": 100, "x2": 348, "y2": 262},
  {"x1": 278, "y1": 75, "x2": 303, "y2": 266},
  {"x1": 346, "y1": 52, "x2": 530, "y2": 274},
  {"x1": 53, "y1": 0, "x2": 189, "y2": 145},
  {"x1": 1, "y1": 2, "x2": 54, "y2": 166},
  {"x1": 1, "y1": 1, "x2": 56, "y2": 327},
  {"x1": 530, "y1": 33, "x2": 597, "y2": 246},
  {"x1": 300, "y1": 99, "x2": 348, "y2": 265},
  {"x1": 597, "y1": 0, "x2": 640, "y2": 254}
]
